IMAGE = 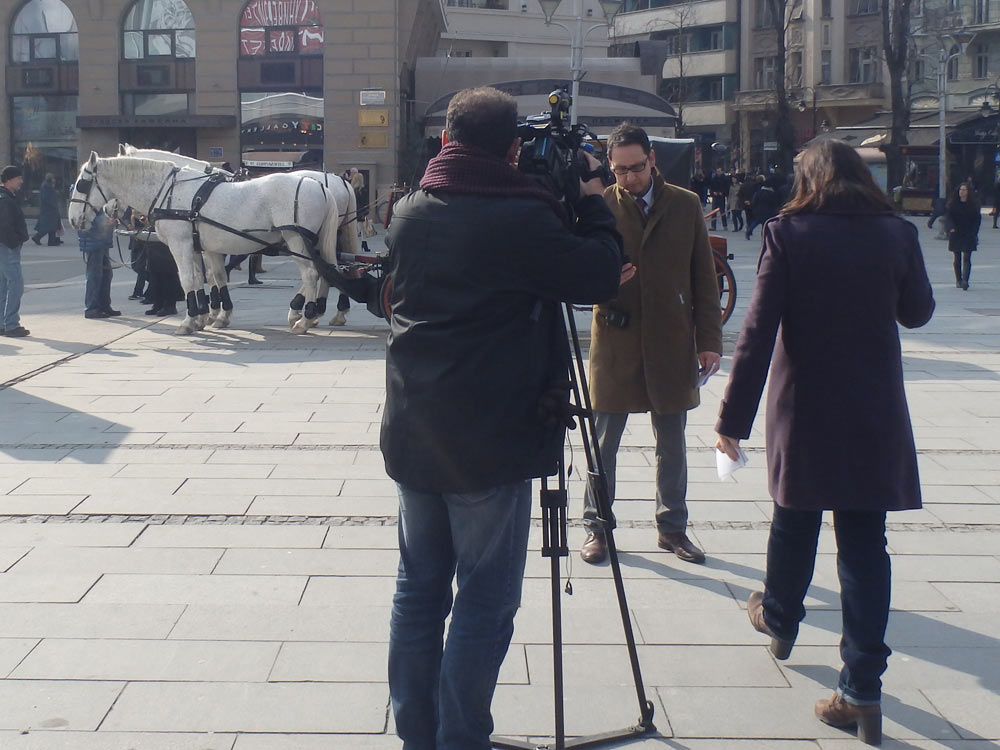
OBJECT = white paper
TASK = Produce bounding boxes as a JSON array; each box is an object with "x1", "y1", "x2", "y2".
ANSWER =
[
  {"x1": 716, "y1": 447, "x2": 749, "y2": 480},
  {"x1": 696, "y1": 362, "x2": 720, "y2": 388}
]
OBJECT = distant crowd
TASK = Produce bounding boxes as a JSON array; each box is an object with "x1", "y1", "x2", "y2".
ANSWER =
[{"x1": 690, "y1": 167, "x2": 795, "y2": 240}]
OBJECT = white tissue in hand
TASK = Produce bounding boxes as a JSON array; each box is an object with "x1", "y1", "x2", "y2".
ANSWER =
[{"x1": 716, "y1": 447, "x2": 748, "y2": 480}]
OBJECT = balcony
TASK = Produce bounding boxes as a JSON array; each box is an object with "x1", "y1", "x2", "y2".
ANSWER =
[
  {"x1": 614, "y1": 0, "x2": 733, "y2": 36},
  {"x1": 662, "y1": 49, "x2": 737, "y2": 78},
  {"x1": 735, "y1": 81, "x2": 886, "y2": 110}
]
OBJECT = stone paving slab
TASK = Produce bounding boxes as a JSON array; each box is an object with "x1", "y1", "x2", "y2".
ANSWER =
[
  {"x1": 0, "y1": 573, "x2": 100, "y2": 603},
  {"x1": 0, "y1": 732, "x2": 238, "y2": 750},
  {"x1": 82, "y1": 573, "x2": 307, "y2": 605},
  {"x1": 919, "y1": 688, "x2": 1000, "y2": 739},
  {"x1": 72, "y1": 494, "x2": 255, "y2": 516},
  {"x1": 168, "y1": 604, "x2": 391, "y2": 642},
  {"x1": 0, "y1": 679, "x2": 124, "y2": 731},
  {"x1": 100, "y1": 682, "x2": 389, "y2": 733},
  {"x1": 9, "y1": 546, "x2": 224, "y2": 575},
  {"x1": 0, "y1": 603, "x2": 183, "y2": 639},
  {"x1": 10, "y1": 638, "x2": 282, "y2": 682},
  {"x1": 134, "y1": 525, "x2": 328, "y2": 548}
]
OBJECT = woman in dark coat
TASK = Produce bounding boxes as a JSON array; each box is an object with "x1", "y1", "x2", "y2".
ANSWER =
[
  {"x1": 947, "y1": 182, "x2": 980, "y2": 290},
  {"x1": 32, "y1": 173, "x2": 62, "y2": 246},
  {"x1": 715, "y1": 140, "x2": 935, "y2": 746}
]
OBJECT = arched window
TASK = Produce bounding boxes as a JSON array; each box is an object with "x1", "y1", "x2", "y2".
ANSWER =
[
  {"x1": 123, "y1": 0, "x2": 195, "y2": 60},
  {"x1": 10, "y1": 0, "x2": 78, "y2": 63},
  {"x1": 240, "y1": 0, "x2": 323, "y2": 56}
]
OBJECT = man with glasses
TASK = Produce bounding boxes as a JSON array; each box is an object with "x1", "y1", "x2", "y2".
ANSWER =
[{"x1": 580, "y1": 123, "x2": 723, "y2": 565}]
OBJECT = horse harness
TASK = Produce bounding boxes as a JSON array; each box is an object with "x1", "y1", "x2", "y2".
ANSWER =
[{"x1": 149, "y1": 170, "x2": 322, "y2": 256}]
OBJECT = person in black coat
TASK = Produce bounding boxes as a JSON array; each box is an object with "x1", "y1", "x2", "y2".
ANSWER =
[
  {"x1": 747, "y1": 174, "x2": 782, "y2": 238},
  {"x1": 32, "y1": 174, "x2": 63, "y2": 246},
  {"x1": 715, "y1": 140, "x2": 934, "y2": 746},
  {"x1": 380, "y1": 86, "x2": 624, "y2": 750},
  {"x1": 708, "y1": 167, "x2": 729, "y2": 229},
  {"x1": 947, "y1": 182, "x2": 980, "y2": 290}
]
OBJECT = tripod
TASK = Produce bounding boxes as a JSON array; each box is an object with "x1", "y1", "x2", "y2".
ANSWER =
[{"x1": 491, "y1": 303, "x2": 656, "y2": 750}]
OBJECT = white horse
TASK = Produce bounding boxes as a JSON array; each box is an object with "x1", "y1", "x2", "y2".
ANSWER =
[
  {"x1": 68, "y1": 152, "x2": 339, "y2": 335},
  {"x1": 120, "y1": 144, "x2": 359, "y2": 327}
]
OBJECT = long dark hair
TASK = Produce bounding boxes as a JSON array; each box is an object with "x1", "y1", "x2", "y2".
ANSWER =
[
  {"x1": 947, "y1": 181, "x2": 980, "y2": 212},
  {"x1": 782, "y1": 139, "x2": 895, "y2": 215}
]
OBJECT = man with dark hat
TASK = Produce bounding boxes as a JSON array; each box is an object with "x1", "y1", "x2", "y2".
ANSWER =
[{"x1": 0, "y1": 165, "x2": 30, "y2": 337}]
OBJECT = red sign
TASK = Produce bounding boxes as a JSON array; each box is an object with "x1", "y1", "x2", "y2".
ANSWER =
[{"x1": 241, "y1": 0, "x2": 321, "y2": 26}]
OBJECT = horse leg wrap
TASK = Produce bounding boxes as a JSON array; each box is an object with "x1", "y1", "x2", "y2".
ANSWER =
[
  {"x1": 220, "y1": 286, "x2": 234, "y2": 311},
  {"x1": 210, "y1": 286, "x2": 221, "y2": 310},
  {"x1": 315, "y1": 297, "x2": 328, "y2": 316},
  {"x1": 290, "y1": 293, "x2": 306, "y2": 311},
  {"x1": 304, "y1": 301, "x2": 317, "y2": 320},
  {"x1": 196, "y1": 289, "x2": 209, "y2": 316},
  {"x1": 186, "y1": 291, "x2": 200, "y2": 319}
]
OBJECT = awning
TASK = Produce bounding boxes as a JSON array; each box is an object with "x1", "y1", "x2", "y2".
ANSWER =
[{"x1": 241, "y1": 150, "x2": 311, "y2": 168}]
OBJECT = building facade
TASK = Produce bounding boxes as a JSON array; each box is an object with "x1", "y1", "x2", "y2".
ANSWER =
[
  {"x1": 611, "y1": 0, "x2": 740, "y2": 171},
  {"x1": 2, "y1": 0, "x2": 444, "y2": 216}
]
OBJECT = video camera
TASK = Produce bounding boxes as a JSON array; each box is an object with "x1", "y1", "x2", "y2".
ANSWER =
[{"x1": 517, "y1": 88, "x2": 614, "y2": 208}]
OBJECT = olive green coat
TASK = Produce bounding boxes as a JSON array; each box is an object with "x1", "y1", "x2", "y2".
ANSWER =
[{"x1": 590, "y1": 171, "x2": 723, "y2": 414}]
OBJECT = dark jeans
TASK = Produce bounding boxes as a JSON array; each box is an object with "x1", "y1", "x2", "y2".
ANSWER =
[
  {"x1": 226, "y1": 254, "x2": 258, "y2": 283},
  {"x1": 83, "y1": 248, "x2": 113, "y2": 313},
  {"x1": 145, "y1": 243, "x2": 184, "y2": 309},
  {"x1": 761, "y1": 505, "x2": 891, "y2": 704},
  {"x1": 730, "y1": 208, "x2": 744, "y2": 231},
  {"x1": 952, "y1": 251, "x2": 972, "y2": 286},
  {"x1": 389, "y1": 480, "x2": 532, "y2": 749},
  {"x1": 710, "y1": 196, "x2": 728, "y2": 229},
  {"x1": 0, "y1": 243, "x2": 24, "y2": 330},
  {"x1": 582, "y1": 411, "x2": 689, "y2": 535}
]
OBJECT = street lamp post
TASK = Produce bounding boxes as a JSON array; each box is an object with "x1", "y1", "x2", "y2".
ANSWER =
[
  {"x1": 796, "y1": 86, "x2": 819, "y2": 138},
  {"x1": 538, "y1": 0, "x2": 623, "y2": 124},
  {"x1": 934, "y1": 38, "x2": 971, "y2": 202}
]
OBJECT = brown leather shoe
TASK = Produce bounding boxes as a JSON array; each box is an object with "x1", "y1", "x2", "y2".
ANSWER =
[
  {"x1": 815, "y1": 692, "x2": 882, "y2": 746},
  {"x1": 580, "y1": 532, "x2": 607, "y2": 564},
  {"x1": 657, "y1": 531, "x2": 705, "y2": 564},
  {"x1": 747, "y1": 591, "x2": 795, "y2": 659}
]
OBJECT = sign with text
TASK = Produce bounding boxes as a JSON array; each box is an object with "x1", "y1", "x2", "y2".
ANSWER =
[
  {"x1": 358, "y1": 109, "x2": 389, "y2": 127},
  {"x1": 360, "y1": 89, "x2": 386, "y2": 106},
  {"x1": 358, "y1": 131, "x2": 389, "y2": 149}
]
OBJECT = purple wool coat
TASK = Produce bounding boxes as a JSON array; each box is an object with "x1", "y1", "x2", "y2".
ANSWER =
[{"x1": 716, "y1": 211, "x2": 935, "y2": 512}]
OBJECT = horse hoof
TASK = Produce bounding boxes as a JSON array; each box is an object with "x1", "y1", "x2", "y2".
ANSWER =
[
  {"x1": 307, "y1": 317, "x2": 319, "y2": 328},
  {"x1": 330, "y1": 311, "x2": 347, "y2": 326},
  {"x1": 175, "y1": 323, "x2": 195, "y2": 335},
  {"x1": 207, "y1": 310, "x2": 220, "y2": 325},
  {"x1": 212, "y1": 317, "x2": 230, "y2": 329},
  {"x1": 288, "y1": 310, "x2": 303, "y2": 325},
  {"x1": 291, "y1": 319, "x2": 310, "y2": 335}
]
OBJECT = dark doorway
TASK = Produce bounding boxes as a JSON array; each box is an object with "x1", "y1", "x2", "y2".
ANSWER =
[{"x1": 119, "y1": 127, "x2": 197, "y2": 156}]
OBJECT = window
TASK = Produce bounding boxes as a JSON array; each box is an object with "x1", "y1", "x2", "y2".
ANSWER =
[
  {"x1": 948, "y1": 0, "x2": 959, "y2": 10},
  {"x1": 22, "y1": 68, "x2": 55, "y2": 87},
  {"x1": 666, "y1": 34, "x2": 692, "y2": 55},
  {"x1": 821, "y1": 0, "x2": 832, "y2": 16},
  {"x1": 975, "y1": 0, "x2": 989, "y2": 22},
  {"x1": 790, "y1": 51, "x2": 803, "y2": 86},
  {"x1": 976, "y1": 44, "x2": 989, "y2": 78},
  {"x1": 947, "y1": 44, "x2": 960, "y2": 80},
  {"x1": 122, "y1": 0, "x2": 196, "y2": 60},
  {"x1": 849, "y1": 46, "x2": 879, "y2": 82},
  {"x1": 11, "y1": 95, "x2": 80, "y2": 212},
  {"x1": 240, "y1": 91, "x2": 325, "y2": 151},
  {"x1": 240, "y1": 0, "x2": 324, "y2": 56},
  {"x1": 821, "y1": 50, "x2": 832, "y2": 83},
  {"x1": 10, "y1": 0, "x2": 79, "y2": 62},
  {"x1": 754, "y1": 55, "x2": 777, "y2": 89},
  {"x1": 754, "y1": 0, "x2": 775, "y2": 27},
  {"x1": 913, "y1": 0, "x2": 923, "y2": 14},
  {"x1": 822, "y1": 22, "x2": 831, "y2": 46},
  {"x1": 659, "y1": 75, "x2": 735, "y2": 102},
  {"x1": 709, "y1": 28, "x2": 723, "y2": 49},
  {"x1": 849, "y1": 0, "x2": 878, "y2": 14},
  {"x1": 913, "y1": 58, "x2": 925, "y2": 82},
  {"x1": 121, "y1": 92, "x2": 190, "y2": 115},
  {"x1": 136, "y1": 65, "x2": 170, "y2": 86}
]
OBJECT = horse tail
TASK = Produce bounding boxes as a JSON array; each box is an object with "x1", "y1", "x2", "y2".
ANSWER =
[{"x1": 337, "y1": 178, "x2": 360, "y2": 258}]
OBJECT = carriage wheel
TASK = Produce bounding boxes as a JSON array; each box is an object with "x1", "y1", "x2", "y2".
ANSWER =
[{"x1": 715, "y1": 254, "x2": 737, "y2": 326}]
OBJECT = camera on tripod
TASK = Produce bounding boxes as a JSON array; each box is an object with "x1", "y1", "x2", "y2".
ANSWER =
[{"x1": 517, "y1": 88, "x2": 614, "y2": 205}]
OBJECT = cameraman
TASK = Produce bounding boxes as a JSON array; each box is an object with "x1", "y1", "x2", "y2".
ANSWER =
[{"x1": 380, "y1": 86, "x2": 625, "y2": 750}]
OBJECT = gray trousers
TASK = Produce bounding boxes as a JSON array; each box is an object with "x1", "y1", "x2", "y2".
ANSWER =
[{"x1": 582, "y1": 410, "x2": 688, "y2": 535}]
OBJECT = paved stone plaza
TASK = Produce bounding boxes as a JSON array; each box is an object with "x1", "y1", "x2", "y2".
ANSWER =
[{"x1": 0, "y1": 219, "x2": 998, "y2": 749}]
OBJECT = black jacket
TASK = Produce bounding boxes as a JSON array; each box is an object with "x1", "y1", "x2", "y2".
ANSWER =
[
  {"x1": 947, "y1": 200, "x2": 981, "y2": 253},
  {"x1": 0, "y1": 187, "x2": 29, "y2": 249},
  {"x1": 380, "y1": 191, "x2": 623, "y2": 493}
]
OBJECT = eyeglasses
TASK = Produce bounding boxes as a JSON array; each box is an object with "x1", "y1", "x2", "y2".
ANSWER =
[{"x1": 610, "y1": 160, "x2": 648, "y2": 176}]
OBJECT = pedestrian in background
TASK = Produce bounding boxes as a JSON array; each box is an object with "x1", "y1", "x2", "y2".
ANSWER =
[
  {"x1": 715, "y1": 139, "x2": 935, "y2": 746},
  {"x1": 32, "y1": 173, "x2": 63, "y2": 246},
  {"x1": 947, "y1": 182, "x2": 980, "y2": 290},
  {"x1": 0, "y1": 165, "x2": 30, "y2": 337},
  {"x1": 709, "y1": 167, "x2": 729, "y2": 230},
  {"x1": 728, "y1": 173, "x2": 745, "y2": 233},
  {"x1": 78, "y1": 207, "x2": 120, "y2": 319}
]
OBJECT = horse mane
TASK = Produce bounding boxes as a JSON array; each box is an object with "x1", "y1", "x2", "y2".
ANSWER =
[
  {"x1": 97, "y1": 155, "x2": 189, "y2": 183},
  {"x1": 123, "y1": 145, "x2": 220, "y2": 174}
]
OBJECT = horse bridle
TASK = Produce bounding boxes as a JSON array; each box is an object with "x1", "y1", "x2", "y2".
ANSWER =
[{"x1": 69, "y1": 165, "x2": 110, "y2": 225}]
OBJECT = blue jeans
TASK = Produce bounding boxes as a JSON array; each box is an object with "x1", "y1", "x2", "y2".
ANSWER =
[
  {"x1": 83, "y1": 248, "x2": 113, "y2": 312},
  {"x1": 389, "y1": 479, "x2": 532, "y2": 750},
  {"x1": 0, "y1": 243, "x2": 24, "y2": 330},
  {"x1": 761, "y1": 505, "x2": 891, "y2": 703},
  {"x1": 582, "y1": 411, "x2": 689, "y2": 535}
]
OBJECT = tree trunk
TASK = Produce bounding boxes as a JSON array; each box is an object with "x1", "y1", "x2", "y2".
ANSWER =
[
  {"x1": 883, "y1": 0, "x2": 912, "y2": 192},
  {"x1": 770, "y1": 0, "x2": 796, "y2": 173}
]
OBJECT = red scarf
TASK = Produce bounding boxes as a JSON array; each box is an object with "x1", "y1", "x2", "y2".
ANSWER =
[{"x1": 420, "y1": 142, "x2": 567, "y2": 222}]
